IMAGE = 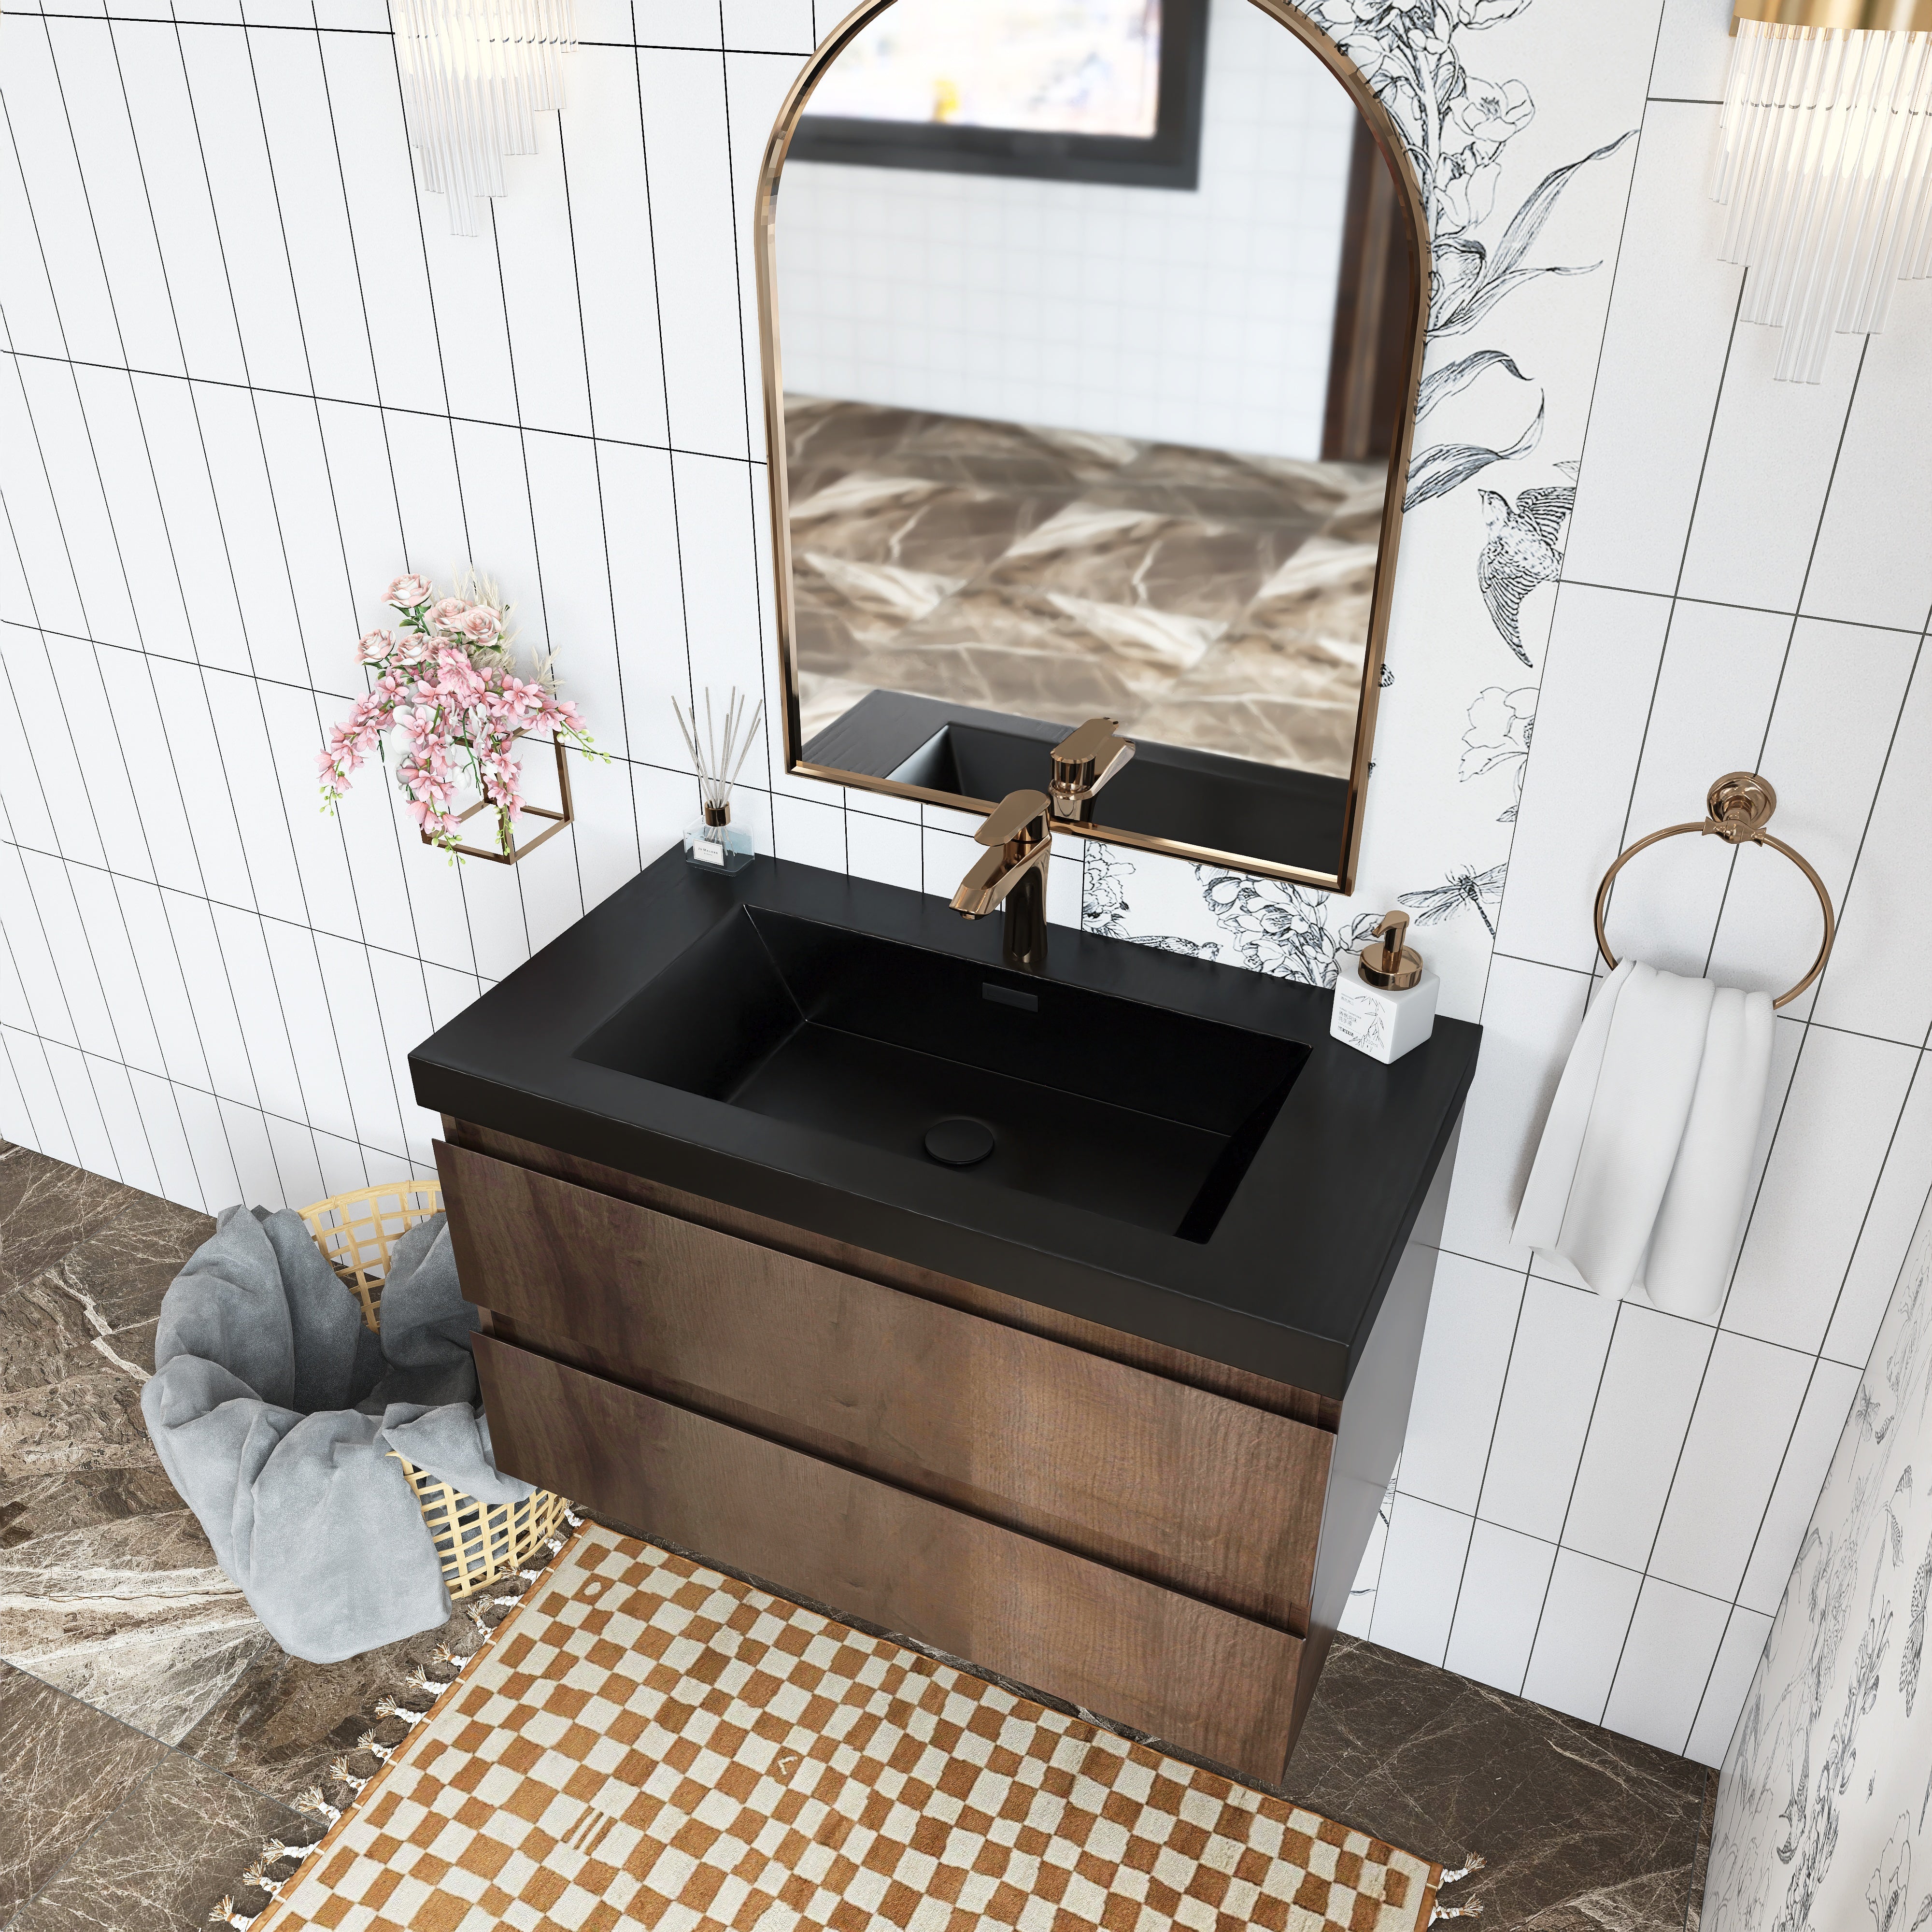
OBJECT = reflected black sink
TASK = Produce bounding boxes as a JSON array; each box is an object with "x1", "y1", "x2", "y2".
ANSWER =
[
  {"x1": 577, "y1": 907, "x2": 1308, "y2": 1243},
  {"x1": 801, "y1": 689, "x2": 1349, "y2": 872}
]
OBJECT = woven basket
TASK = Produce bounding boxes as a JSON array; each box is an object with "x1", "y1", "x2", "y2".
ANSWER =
[{"x1": 297, "y1": 1181, "x2": 571, "y2": 1602}]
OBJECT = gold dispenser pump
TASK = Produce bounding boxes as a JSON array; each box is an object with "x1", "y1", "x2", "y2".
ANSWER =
[{"x1": 1358, "y1": 910, "x2": 1422, "y2": 990}]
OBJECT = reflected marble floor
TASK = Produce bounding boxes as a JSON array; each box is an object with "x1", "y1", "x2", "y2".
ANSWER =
[
  {"x1": 0, "y1": 1138, "x2": 1714, "y2": 1929},
  {"x1": 785, "y1": 397, "x2": 1382, "y2": 778}
]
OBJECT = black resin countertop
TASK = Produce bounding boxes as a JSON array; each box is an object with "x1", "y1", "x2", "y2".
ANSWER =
[{"x1": 409, "y1": 849, "x2": 1480, "y2": 1398}]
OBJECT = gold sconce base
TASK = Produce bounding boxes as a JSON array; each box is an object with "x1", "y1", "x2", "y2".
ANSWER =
[
  {"x1": 419, "y1": 734, "x2": 576, "y2": 865},
  {"x1": 1732, "y1": 1, "x2": 1932, "y2": 29}
]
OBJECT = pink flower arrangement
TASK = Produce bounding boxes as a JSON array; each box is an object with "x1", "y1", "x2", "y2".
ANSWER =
[{"x1": 320, "y1": 573, "x2": 594, "y2": 858}]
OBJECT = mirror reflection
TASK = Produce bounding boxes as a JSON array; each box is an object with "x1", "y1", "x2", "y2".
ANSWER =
[{"x1": 767, "y1": 0, "x2": 1419, "y2": 879}]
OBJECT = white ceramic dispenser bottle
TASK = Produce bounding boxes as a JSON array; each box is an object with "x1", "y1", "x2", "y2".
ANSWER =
[{"x1": 1331, "y1": 910, "x2": 1438, "y2": 1064}]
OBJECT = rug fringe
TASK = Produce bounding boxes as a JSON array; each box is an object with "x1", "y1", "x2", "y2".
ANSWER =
[
  {"x1": 209, "y1": 1507, "x2": 585, "y2": 1927},
  {"x1": 1429, "y1": 1851, "x2": 1489, "y2": 1922}
]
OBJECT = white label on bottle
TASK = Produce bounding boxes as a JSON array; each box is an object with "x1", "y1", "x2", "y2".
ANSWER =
[
  {"x1": 1332, "y1": 982, "x2": 1388, "y2": 1051},
  {"x1": 691, "y1": 838, "x2": 725, "y2": 866}
]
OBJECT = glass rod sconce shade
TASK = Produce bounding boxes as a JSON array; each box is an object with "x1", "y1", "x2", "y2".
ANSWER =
[
  {"x1": 392, "y1": 0, "x2": 577, "y2": 236},
  {"x1": 1716, "y1": 0, "x2": 1932, "y2": 380}
]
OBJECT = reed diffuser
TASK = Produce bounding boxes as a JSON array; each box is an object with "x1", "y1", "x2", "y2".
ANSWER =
[{"x1": 672, "y1": 686, "x2": 764, "y2": 875}]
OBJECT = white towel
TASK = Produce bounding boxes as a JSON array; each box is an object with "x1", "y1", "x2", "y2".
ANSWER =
[{"x1": 1513, "y1": 959, "x2": 1774, "y2": 1317}]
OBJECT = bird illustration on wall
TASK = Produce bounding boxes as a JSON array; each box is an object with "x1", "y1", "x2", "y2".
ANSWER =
[{"x1": 1477, "y1": 484, "x2": 1576, "y2": 666}]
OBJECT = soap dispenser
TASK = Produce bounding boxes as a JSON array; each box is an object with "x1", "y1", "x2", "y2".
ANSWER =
[{"x1": 1331, "y1": 910, "x2": 1438, "y2": 1064}]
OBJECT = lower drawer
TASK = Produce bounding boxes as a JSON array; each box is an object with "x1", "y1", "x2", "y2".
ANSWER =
[{"x1": 475, "y1": 1333, "x2": 1305, "y2": 1784}]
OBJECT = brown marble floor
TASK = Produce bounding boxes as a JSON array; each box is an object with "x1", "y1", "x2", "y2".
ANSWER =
[
  {"x1": 785, "y1": 397, "x2": 1381, "y2": 778},
  {"x1": 0, "y1": 1136, "x2": 1714, "y2": 1929}
]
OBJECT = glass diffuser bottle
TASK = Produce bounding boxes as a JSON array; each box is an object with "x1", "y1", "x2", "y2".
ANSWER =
[{"x1": 674, "y1": 686, "x2": 762, "y2": 876}]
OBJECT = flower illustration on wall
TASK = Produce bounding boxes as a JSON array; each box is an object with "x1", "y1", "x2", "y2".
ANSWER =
[
  {"x1": 1197, "y1": 870, "x2": 1382, "y2": 986},
  {"x1": 1459, "y1": 684, "x2": 1534, "y2": 821},
  {"x1": 1082, "y1": 846, "x2": 1224, "y2": 958},
  {"x1": 1308, "y1": 0, "x2": 1632, "y2": 660}
]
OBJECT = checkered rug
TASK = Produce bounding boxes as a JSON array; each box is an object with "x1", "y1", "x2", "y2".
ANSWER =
[{"x1": 253, "y1": 1521, "x2": 1440, "y2": 1932}]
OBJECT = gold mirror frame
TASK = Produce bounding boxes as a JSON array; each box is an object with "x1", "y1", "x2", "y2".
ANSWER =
[{"x1": 753, "y1": 0, "x2": 1431, "y2": 893}]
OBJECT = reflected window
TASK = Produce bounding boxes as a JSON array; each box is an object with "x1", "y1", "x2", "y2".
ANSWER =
[{"x1": 792, "y1": 0, "x2": 1209, "y2": 188}]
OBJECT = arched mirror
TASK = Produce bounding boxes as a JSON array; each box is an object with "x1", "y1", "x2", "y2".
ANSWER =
[{"x1": 754, "y1": 0, "x2": 1426, "y2": 891}]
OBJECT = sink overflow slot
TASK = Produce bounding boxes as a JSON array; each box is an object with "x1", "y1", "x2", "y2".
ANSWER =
[{"x1": 982, "y1": 983, "x2": 1038, "y2": 1013}]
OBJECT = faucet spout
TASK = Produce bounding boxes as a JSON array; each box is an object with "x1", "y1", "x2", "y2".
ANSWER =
[{"x1": 950, "y1": 789, "x2": 1052, "y2": 970}]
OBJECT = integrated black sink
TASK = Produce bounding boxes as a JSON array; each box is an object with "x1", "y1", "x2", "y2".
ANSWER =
[
  {"x1": 576, "y1": 907, "x2": 1308, "y2": 1243},
  {"x1": 409, "y1": 849, "x2": 1481, "y2": 1394}
]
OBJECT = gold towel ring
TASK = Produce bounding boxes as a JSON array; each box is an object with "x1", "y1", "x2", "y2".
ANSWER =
[{"x1": 1594, "y1": 772, "x2": 1837, "y2": 1010}]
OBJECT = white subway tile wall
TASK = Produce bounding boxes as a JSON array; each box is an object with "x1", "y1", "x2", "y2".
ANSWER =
[{"x1": 0, "y1": 0, "x2": 1926, "y2": 1771}]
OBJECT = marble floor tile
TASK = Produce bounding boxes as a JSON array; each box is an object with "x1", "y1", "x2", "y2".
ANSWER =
[
  {"x1": 0, "y1": 1511, "x2": 271, "y2": 1747},
  {"x1": 0, "y1": 1283, "x2": 156, "y2": 1484},
  {"x1": 8, "y1": 1746, "x2": 307, "y2": 1932},
  {"x1": 0, "y1": 1661, "x2": 170, "y2": 1923},
  {"x1": 0, "y1": 1144, "x2": 210, "y2": 1315},
  {"x1": 175, "y1": 1604, "x2": 482, "y2": 1803},
  {"x1": 0, "y1": 1470, "x2": 185, "y2": 1550},
  {"x1": 1289, "y1": 1635, "x2": 1714, "y2": 1932}
]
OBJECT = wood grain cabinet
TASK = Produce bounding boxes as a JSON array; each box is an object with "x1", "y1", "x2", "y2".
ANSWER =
[{"x1": 437, "y1": 1119, "x2": 1443, "y2": 1788}]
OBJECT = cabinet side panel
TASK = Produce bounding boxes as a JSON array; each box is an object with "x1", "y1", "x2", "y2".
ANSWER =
[{"x1": 1295, "y1": 1118, "x2": 1462, "y2": 1765}]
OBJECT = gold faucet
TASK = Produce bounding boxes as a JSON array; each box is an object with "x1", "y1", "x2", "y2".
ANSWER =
[
  {"x1": 950, "y1": 789, "x2": 1052, "y2": 970},
  {"x1": 1048, "y1": 716, "x2": 1135, "y2": 821}
]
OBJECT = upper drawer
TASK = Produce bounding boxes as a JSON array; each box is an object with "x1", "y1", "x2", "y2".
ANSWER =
[{"x1": 436, "y1": 1137, "x2": 1330, "y2": 1632}]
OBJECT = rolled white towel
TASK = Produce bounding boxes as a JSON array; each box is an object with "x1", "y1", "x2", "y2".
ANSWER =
[{"x1": 1514, "y1": 959, "x2": 1774, "y2": 1317}]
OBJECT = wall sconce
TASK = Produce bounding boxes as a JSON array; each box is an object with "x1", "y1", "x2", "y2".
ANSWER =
[
  {"x1": 1716, "y1": 0, "x2": 1932, "y2": 380},
  {"x1": 392, "y1": 0, "x2": 577, "y2": 237}
]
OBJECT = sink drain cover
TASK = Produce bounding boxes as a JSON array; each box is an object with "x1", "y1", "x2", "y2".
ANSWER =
[{"x1": 924, "y1": 1117, "x2": 995, "y2": 1167}]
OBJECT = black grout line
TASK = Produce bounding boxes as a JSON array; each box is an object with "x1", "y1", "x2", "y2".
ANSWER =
[
  {"x1": 1679, "y1": 1356, "x2": 1838, "y2": 1755},
  {"x1": 1485, "y1": 951, "x2": 1930, "y2": 1054},
  {"x1": 0, "y1": 1018, "x2": 444, "y2": 1189},
  {"x1": 1557, "y1": 576, "x2": 1927, "y2": 640},
  {"x1": 1427, "y1": 1253, "x2": 1533, "y2": 1682},
  {"x1": 24, "y1": 8, "x2": 828, "y2": 54},
  {"x1": 1703, "y1": 336, "x2": 1871, "y2": 1336},
  {"x1": 1435, "y1": 1233, "x2": 1914, "y2": 1369},
  {"x1": 0, "y1": 375, "x2": 162, "y2": 1189},
  {"x1": 1, "y1": 343, "x2": 770, "y2": 467},
  {"x1": 1443, "y1": 48, "x2": 1663, "y2": 1689},
  {"x1": 1380, "y1": 1483, "x2": 1756, "y2": 1613}
]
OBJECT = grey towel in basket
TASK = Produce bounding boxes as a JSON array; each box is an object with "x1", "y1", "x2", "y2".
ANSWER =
[{"x1": 140, "y1": 1205, "x2": 532, "y2": 1663}]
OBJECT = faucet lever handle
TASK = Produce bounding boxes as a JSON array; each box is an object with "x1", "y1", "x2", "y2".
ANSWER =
[
  {"x1": 974, "y1": 789, "x2": 1051, "y2": 849},
  {"x1": 1049, "y1": 717, "x2": 1135, "y2": 819}
]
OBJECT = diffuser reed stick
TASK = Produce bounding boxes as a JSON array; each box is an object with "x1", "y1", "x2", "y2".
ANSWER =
[{"x1": 671, "y1": 686, "x2": 765, "y2": 815}]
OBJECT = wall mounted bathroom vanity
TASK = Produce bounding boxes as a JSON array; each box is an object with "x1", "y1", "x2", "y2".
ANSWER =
[{"x1": 412, "y1": 852, "x2": 1477, "y2": 1786}]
